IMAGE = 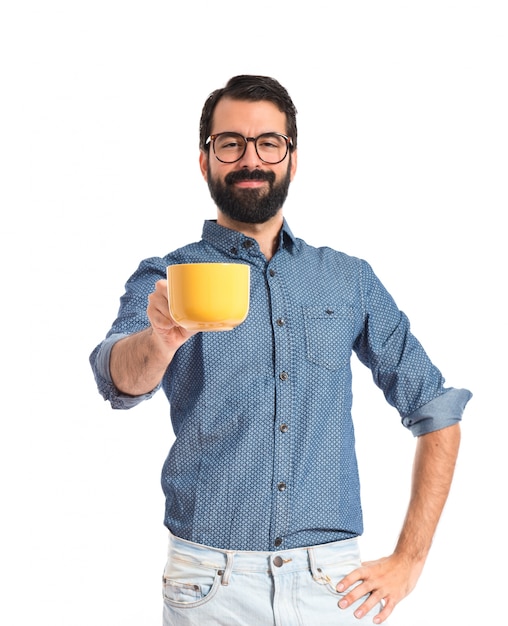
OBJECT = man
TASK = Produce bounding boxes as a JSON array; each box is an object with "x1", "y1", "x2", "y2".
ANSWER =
[{"x1": 90, "y1": 75, "x2": 472, "y2": 625}]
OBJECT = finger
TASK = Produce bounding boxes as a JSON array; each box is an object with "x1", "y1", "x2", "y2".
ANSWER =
[
  {"x1": 154, "y1": 278, "x2": 168, "y2": 294},
  {"x1": 148, "y1": 286, "x2": 172, "y2": 323},
  {"x1": 337, "y1": 580, "x2": 368, "y2": 610},
  {"x1": 344, "y1": 590, "x2": 385, "y2": 622},
  {"x1": 335, "y1": 566, "x2": 364, "y2": 593},
  {"x1": 148, "y1": 301, "x2": 173, "y2": 330},
  {"x1": 370, "y1": 598, "x2": 394, "y2": 625}
]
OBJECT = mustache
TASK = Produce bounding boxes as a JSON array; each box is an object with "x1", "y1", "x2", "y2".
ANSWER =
[{"x1": 225, "y1": 169, "x2": 276, "y2": 185}]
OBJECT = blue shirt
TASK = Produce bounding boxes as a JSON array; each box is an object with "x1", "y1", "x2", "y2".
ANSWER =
[{"x1": 90, "y1": 219, "x2": 472, "y2": 551}]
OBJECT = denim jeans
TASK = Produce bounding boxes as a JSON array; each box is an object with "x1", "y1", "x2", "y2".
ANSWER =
[{"x1": 162, "y1": 532, "x2": 387, "y2": 625}]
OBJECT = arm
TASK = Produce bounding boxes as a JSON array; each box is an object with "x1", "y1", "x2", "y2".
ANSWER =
[
  {"x1": 110, "y1": 279, "x2": 196, "y2": 396},
  {"x1": 336, "y1": 422, "x2": 461, "y2": 623}
]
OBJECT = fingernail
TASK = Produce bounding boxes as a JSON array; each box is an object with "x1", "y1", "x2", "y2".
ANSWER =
[
  {"x1": 336, "y1": 583, "x2": 344, "y2": 592},
  {"x1": 354, "y1": 609, "x2": 363, "y2": 619},
  {"x1": 338, "y1": 600, "x2": 348, "y2": 609}
]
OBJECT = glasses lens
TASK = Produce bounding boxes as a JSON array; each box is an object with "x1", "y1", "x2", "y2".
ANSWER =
[
  {"x1": 213, "y1": 133, "x2": 246, "y2": 163},
  {"x1": 255, "y1": 133, "x2": 289, "y2": 164}
]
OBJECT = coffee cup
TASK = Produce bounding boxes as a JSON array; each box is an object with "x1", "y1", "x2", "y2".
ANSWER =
[{"x1": 167, "y1": 262, "x2": 250, "y2": 331}]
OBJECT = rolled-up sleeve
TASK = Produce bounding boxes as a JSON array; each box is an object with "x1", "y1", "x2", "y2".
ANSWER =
[
  {"x1": 90, "y1": 333, "x2": 161, "y2": 410},
  {"x1": 402, "y1": 387, "x2": 472, "y2": 436},
  {"x1": 89, "y1": 256, "x2": 169, "y2": 409}
]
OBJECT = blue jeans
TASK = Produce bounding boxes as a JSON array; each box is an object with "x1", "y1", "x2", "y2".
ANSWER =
[{"x1": 162, "y1": 532, "x2": 386, "y2": 625}]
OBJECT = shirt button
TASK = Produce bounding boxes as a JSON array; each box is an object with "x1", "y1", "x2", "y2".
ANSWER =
[
  {"x1": 279, "y1": 423, "x2": 289, "y2": 433},
  {"x1": 276, "y1": 318, "x2": 285, "y2": 327},
  {"x1": 274, "y1": 537, "x2": 283, "y2": 547},
  {"x1": 242, "y1": 239, "x2": 254, "y2": 249},
  {"x1": 230, "y1": 246, "x2": 238, "y2": 255},
  {"x1": 277, "y1": 481, "x2": 287, "y2": 491},
  {"x1": 269, "y1": 269, "x2": 276, "y2": 277},
  {"x1": 279, "y1": 371, "x2": 289, "y2": 381}
]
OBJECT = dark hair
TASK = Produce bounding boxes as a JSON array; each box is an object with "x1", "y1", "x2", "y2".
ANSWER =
[{"x1": 199, "y1": 75, "x2": 298, "y2": 152}]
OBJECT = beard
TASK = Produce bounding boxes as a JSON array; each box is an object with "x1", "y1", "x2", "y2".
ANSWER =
[{"x1": 206, "y1": 160, "x2": 292, "y2": 224}]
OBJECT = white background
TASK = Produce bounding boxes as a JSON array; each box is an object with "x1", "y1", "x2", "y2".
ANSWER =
[{"x1": 1, "y1": 1, "x2": 506, "y2": 624}]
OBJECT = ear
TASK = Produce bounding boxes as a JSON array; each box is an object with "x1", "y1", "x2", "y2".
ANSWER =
[
  {"x1": 289, "y1": 149, "x2": 298, "y2": 181},
  {"x1": 199, "y1": 150, "x2": 209, "y2": 181}
]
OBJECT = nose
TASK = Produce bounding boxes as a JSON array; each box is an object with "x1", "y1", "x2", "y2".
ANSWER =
[{"x1": 237, "y1": 137, "x2": 262, "y2": 168}]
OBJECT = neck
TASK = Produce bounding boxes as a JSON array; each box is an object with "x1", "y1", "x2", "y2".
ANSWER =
[{"x1": 217, "y1": 211, "x2": 283, "y2": 261}]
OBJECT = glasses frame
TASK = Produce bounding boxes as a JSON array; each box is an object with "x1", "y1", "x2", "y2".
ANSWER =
[{"x1": 205, "y1": 132, "x2": 293, "y2": 165}]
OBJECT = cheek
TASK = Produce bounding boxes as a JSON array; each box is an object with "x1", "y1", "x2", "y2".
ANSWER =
[
  {"x1": 277, "y1": 163, "x2": 293, "y2": 184},
  {"x1": 209, "y1": 162, "x2": 237, "y2": 184}
]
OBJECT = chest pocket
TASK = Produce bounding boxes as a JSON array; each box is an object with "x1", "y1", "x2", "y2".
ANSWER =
[{"x1": 303, "y1": 305, "x2": 355, "y2": 370}]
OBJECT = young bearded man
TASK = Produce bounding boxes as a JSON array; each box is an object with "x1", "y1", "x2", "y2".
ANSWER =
[{"x1": 90, "y1": 75, "x2": 471, "y2": 625}]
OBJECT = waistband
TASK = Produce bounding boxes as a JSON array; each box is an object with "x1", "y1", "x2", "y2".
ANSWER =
[{"x1": 167, "y1": 532, "x2": 360, "y2": 584}]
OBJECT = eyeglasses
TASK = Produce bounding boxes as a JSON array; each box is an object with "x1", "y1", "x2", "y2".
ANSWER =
[{"x1": 206, "y1": 132, "x2": 293, "y2": 164}]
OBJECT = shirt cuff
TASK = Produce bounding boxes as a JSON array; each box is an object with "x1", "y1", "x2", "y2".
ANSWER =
[
  {"x1": 402, "y1": 387, "x2": 473, "y2": 436},
  {"x1": 94, "y1": 333, "x2": 160, "y2": 409}
]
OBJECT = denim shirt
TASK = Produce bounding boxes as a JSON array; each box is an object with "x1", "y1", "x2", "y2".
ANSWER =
[{"x1": 90, "y1": 219, "x2": 472, "y2": 551}]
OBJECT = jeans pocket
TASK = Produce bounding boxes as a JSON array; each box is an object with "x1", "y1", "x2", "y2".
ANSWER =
[
  {"x1": 162, "y1": 557, "x2": 221, "y2": 608},
  {"x1": 311, "y1": 557, "x2": 362, "y2": 599}
]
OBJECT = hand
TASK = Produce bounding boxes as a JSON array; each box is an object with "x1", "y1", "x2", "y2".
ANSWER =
[
  {"x1": 336, "y1": 552, "x2": 424, "y2": 623},
  {"x1": 110, "y1": 279, "x2": 198, "y2": 396},
  {"x1": 147, "y1": 279, "x2": 197, "y2": 353}
]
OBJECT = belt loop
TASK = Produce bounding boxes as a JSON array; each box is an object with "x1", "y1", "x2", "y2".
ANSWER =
[
  {"x1": 221, "y1": 551, "x2": 234, "y2": 586},
  {"x1": 307, "y1": 547, "x2": 320, "y2": 579}
]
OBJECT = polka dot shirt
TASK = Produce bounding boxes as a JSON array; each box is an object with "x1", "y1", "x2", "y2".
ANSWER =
[{"x1": 90, "y1": 220, "x2": 471, "y2": 551}]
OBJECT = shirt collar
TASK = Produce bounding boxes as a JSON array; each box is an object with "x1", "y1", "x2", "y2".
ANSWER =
[{"x1": 201, "y1": 219, "x2": 299, "y2": 258}]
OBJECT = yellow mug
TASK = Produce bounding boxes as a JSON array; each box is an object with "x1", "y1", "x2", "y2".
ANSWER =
[{"x1": 167, "y1": 263, "x2": 250, "y2": 331}]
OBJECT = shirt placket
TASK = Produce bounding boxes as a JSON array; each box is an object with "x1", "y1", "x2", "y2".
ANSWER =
[{"x1": 266, "y1": 263, "x2": 293, "y2": 550}]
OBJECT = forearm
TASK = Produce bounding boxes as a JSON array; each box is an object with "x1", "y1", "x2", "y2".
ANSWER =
[
  {"x1": 110, "y1": 327, "x2": 176, "y2": 396},
  {"x1": 395, "y1": 423, "x2": 461, "y2": 565}
]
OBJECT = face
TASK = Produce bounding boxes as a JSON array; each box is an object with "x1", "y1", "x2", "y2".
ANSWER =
[{"x1": 199, "y1": 98, "x2": 297, "y2": 224}]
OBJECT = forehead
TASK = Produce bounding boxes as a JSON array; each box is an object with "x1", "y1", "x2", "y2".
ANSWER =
[{"x1": 211, "y1": 97, "x2": 287, "y2": 134}]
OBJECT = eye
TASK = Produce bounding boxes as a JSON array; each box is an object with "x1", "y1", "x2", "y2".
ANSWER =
[
  {"x1": 216, "y1": 134, "x2": 244, "y2": 151},
  {"x1": 258, "y1": 134, "x2": 286, "y2": 150}
]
